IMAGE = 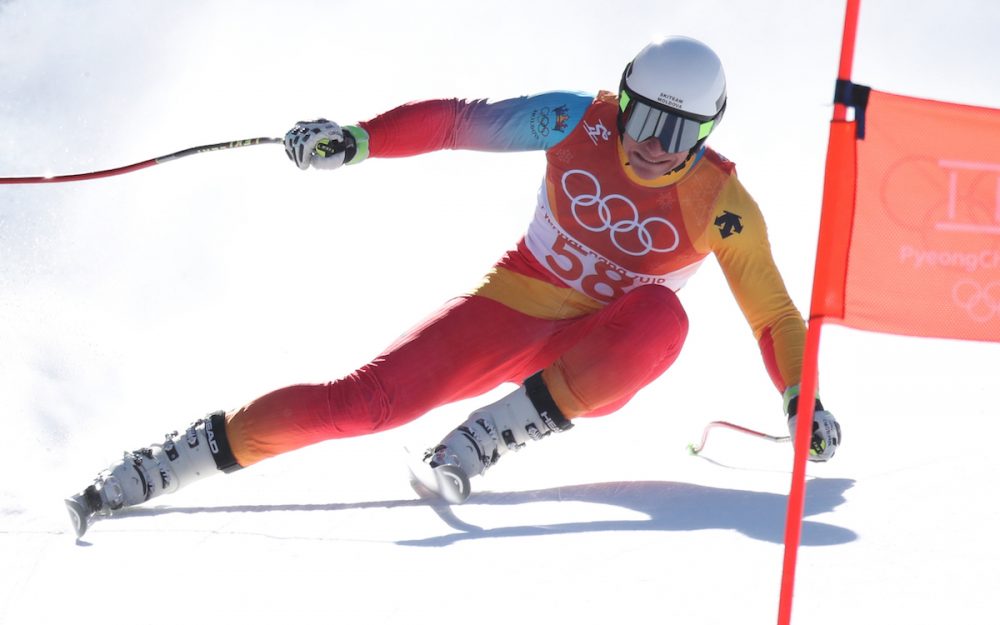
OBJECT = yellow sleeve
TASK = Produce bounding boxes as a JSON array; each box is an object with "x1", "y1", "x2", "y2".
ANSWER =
[{"x1": 707, "y1": 175, "x2": 806, "y2": 393}]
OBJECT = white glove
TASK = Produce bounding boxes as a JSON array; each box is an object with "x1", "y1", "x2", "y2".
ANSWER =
[
  {"x1": 284, "y1": 119, "x2": 349, "y2": 170},
  {"x1": 787, "y1": 409, "x2": 841, "y2": 462}
]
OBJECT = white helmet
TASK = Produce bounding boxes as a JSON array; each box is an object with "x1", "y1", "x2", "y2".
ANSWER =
[{"x1": 618, "y1": 36, "x2": 727, "y2": 154}]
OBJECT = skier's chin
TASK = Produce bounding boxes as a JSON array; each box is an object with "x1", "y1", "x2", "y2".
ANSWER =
[
  {"x1": 627, "y1": 154, "x2": 685, "y2": 179},
  {"x1": 628, "y1": 161, "x2": 668, "y2": 179},
  {"x1": 622, "y1": 138, "x2": 687, "y2": 179}
]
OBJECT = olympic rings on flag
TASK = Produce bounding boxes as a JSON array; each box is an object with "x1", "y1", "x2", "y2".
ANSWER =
[{"x1": 952, "y1": 279, "x2": 1000, "y2": 322}]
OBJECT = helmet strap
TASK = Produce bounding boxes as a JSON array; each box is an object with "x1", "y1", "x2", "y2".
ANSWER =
[{"x1": 667, "y1": 144, "x2": 705, "y2": 176}]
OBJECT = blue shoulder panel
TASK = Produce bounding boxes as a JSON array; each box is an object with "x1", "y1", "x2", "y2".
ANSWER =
[{"x1": 452, "y1": 91, "x2": 594, "y2": 152}]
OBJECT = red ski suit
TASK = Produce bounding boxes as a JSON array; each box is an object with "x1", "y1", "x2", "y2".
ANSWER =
[{"x1": 225, "y1": 91, "x2": 806, "y2": 467}]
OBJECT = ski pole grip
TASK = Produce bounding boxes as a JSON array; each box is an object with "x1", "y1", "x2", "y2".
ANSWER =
[
  {"x1": 315, "y1": 140, "x2": 346, "y2": 156},
  {"x1": 314, "y1": 130, "x2": 358, "y2": 162}
]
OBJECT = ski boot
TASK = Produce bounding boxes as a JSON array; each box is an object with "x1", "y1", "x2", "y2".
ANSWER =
[
  {"x1": 65, "y1": 410, "x2": 241, "y2": 538},
  {"x1": 425, "y1": 372, "x2": 573, "y2": 504}
]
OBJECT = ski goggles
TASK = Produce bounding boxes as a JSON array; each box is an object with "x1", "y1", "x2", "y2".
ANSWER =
[{"x1": 618, "y1": 84, "x2": 724, "y2": 154}]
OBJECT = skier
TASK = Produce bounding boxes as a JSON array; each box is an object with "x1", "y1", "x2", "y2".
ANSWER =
[{"x1": 66, "y1": 36, "x2": 841, "y2": 537}]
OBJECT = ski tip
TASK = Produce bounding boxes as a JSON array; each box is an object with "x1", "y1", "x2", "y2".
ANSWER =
[
  {"x1": 404, "y1": 446, "x2": 473, "y2": 505},
  {"x1": 64, "y1": 484, "x2": 102, "y2": 539},
  {"x1": 64, "y1": 496, "x2": 91, "y2": 539},
  {"x1": 433, "y1": 464, "x2": 471, "y2": 505}
]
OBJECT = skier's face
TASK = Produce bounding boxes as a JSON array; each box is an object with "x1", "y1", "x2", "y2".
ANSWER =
[{"x1": 621, "y1": 134, "x2": 688, "y2": 180}]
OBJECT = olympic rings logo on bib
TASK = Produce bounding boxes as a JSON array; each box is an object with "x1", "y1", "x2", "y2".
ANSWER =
[{"x1": 561, "y1": 169, "x2": 679, "y2": 257}]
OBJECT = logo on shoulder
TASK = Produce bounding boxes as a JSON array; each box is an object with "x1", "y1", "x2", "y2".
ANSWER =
[
  {"x1": 714, "y1": 211, "x2": 744, "y2": 239},
  {"x1": 531, "y1": 105, "x2": 571, "y2": 140},
  {"x1": 553, "y1": 105, "x2": 570, "y2": 132}
]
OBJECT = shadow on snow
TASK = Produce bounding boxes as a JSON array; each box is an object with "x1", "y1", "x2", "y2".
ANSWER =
[{"x1": 111, "y1": 477, "x2": 856, "y2": 547}]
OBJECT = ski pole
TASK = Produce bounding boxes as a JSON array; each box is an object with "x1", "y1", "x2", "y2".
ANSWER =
[
  {"x1": 686, "y1": 420, "x2": 790, "y2": 455},
  {"x1": 0, "y1": 137, "x2": 282, "y2": 185}
]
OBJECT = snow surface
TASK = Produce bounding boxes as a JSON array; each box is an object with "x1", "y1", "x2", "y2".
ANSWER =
[{"x1": 2, "y1": 1, "x2": 999, "y2": 623}]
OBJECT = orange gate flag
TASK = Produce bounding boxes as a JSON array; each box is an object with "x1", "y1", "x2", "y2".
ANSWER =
[{"x1": 814, "y1": 84, "x2": 1000, "y2": 341}]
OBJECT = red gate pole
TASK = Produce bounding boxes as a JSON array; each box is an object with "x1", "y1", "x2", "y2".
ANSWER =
[{"x1": 776, "y1": 1, "x2": 861, "y2": 624}]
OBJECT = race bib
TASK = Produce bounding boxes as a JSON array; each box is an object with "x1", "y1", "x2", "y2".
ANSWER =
[{"x1": 525, "y1": 179, "x2": 703, "y2": 302}]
